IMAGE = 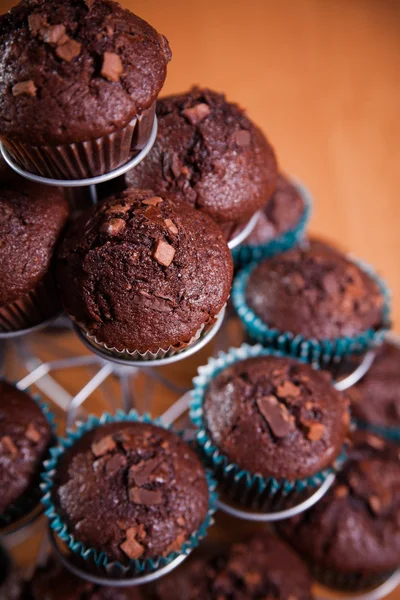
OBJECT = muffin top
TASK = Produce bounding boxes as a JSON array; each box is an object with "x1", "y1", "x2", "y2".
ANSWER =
[
  {"x1": 125, "y1": 87, "x2": 277, "y2": 234},
  {"x1": 0, "y1": 0, "x2": 171, "y2": 145},
  {"x1": 57, "y1": 189, "x2": 233, "y2": 353},
  {"x1": 0, "y1": 181, "x2": 69, "y2": 307},
  {"x1": 29, "y1": 556, "x2": 143, "y2": 600},
  {"x1": 279, "y1": 431, "x2": 400, "y2": 574},
  {"x1": 155, "y1": 533, "x2": 313, "y2": 600},
  {"x1": 52, "y1": 422, "x2": 209, "y2": 563},
  {"x1": 203, "y1": 355, "x2": 349, "y2": 480},
  {"x1": 349, "y1": 342, "x2": 400, "y2": 429},
  {"x1": 0, "y1": 381, "x2": 53, "y2": 515},
  {"x1": 245, "y1": 239, "x2": 385, "y2": 339},
  {"x1": 245, "y1": 174, "x2": 305, "y2": 246}
]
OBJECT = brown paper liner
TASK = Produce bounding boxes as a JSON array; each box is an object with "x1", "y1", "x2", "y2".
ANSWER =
[
  {"x1": 0, "y1": 103, "x2": 156, "y2": 180},
  {"x1": 0, "y1": 274, "x2": 60, "y2": 333}
]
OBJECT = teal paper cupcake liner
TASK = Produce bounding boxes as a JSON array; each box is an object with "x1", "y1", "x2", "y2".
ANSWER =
[
  {"x1": 41, "y1": 410, "x2": 218, "y2": 578},
  {"x1": 232, "y1": 180, "x2": 313, "y2": 268},
  {"x1": 0, "y1": 394, "x2": 57, "y2": 529},
  {"x1": 354, "y1": 419, "x2": 400, "y2": 444},
  {"x1": 190, "y1": 344, "x2": 347, "y2": 512},
  {"x1": 232, "y1": 256, "x2": 391, "y2": 368}
]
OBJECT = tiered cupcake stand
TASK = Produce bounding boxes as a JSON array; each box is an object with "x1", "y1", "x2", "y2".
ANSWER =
[{"x1": 0, "y1": 121, "x2": 399, "y2": 599}]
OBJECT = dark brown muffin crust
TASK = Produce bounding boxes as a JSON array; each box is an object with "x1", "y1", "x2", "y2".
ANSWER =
[
  {"x1": 349, "y1": 342, "x2": 400, "y2": 429},
  {"x1": 0, "y1": 0, "x2": 171, "y2": 145},
  {"x1": 279, "y1": 432, "x2": 400, "y2": 574},
  {"x1": 52, "y1": 422, "x2": 209, "y2": 563},
  {"x1": 155, "y1": 533, "x2": 313, "y2": 600},
  {"x1": 57, "y1": 189, "x2": 233, "y2": 353},
  {"x1": 0, "y1": 381, "x2": 52, "y2": 515},
  {"x1": 246, "y1": 173, "x2": 305, "y2": 245},
  {"x1": 246, "y1": 239, "x2": 385, "y2": 339},
  {"x1": 125, "y1": 87, "x2": 277, "y2": 233},
  {"x1": 0, "y1": 181, "x2": 69, "y2": 307},
  {"x1": 29, "y1": 556, "x2": 143, "y2": 600},
  {"x1": 203, "y1": 355, "x2": 349, "y2": 480}
]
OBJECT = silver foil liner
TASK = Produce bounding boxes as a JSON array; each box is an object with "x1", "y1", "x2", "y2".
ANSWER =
[
  {"x1": 0, "y1": 275, "x2": 60, "y2": 332},
  {"x1": 0, "y1": 104, "x2": 156, "y2": 180},
  {"x1": 79, "y1": 307, "x2": 226, "y2": 362}
]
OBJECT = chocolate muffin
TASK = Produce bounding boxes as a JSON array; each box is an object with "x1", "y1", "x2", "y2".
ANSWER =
[
  {"x1": 0, "y1": 381, "x2": 53, "y2": 518},
  {"x1": 245, "y1": 174, "x2": 306, "y2": 246},
  {"x1": 279, "y1": 431, "x2": 400, "y2": 590},
  {"x1": 51, "y1": 421, "x2": 210, "y2": 563},
  {"x1": 155, "y1": 533, "x2": 313, "y2": 600},
  {"x1": 28, "y1": 556, "x2": 143, "y2": 600},
  {"x1": 203, "y1": 355, "x2": 349, "y2": 480},
  {"x1": 0, "y1": 180, "x2": 69, "y2": 332},
  {"x1": 349, "y1": 341, "x2": 400, "y2": 432},
  {"x1": 0, "y1": 0, "x2": 171, "y2": 178},
  {"x1": 57, "y1": 189, "x2": 233, "y2": 355},
  {"x1": 245, "y1": 239, "x2": 386, "y2": 340},
  {"x1": 125, "y1": 87, "x2": 278, "y2": 238}
]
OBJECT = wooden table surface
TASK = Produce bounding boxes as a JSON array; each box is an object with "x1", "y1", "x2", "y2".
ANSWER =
[{"x1": 2, "y1": 1, "x2": 400, "y2": 598}]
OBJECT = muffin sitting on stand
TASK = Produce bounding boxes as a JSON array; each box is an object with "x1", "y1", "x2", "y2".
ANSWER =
[
  {"x1": 0, "y1": 180, "x2": 69, "y2": 333},
  {"x1": 0, "y1": 0, "x2": 171, "y2": 179},
  {"x1": 0, "y1": 381, "x2": 54, "y2": 527},
  {"x1": 279, "y1": 431, "x2": 400, "y2": 591},
  {"x1": 190, "y1": 345, "x2": 349, "y2": 511},
  {"x1": 233, "y1": 238, "x2": 390, "y2": 368},
  {"x1": 349, "y1": 340, "x2": 400, "y2": 441},
  {"x1": 42, "y1": 414, "x2": 217, "y2": 577},
  {"x1": 155, "y1": 532, "x2": 313, "y2": 600},
  {"x1": 233, "y1": 173, "x2": 312, "y2": 267},
  {"x1": 125, "y1": 87, "x2": 278, "y2": 240},
  {"x1": 57, "y1": 188, "x2": 233, "y2": 360}
]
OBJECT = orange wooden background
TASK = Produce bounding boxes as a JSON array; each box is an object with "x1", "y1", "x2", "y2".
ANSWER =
[{"x1": 2, "y1": 1, "x2": 400, "y2": 597}]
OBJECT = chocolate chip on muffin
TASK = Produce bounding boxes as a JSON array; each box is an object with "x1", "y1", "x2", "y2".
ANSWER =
[{"x1": 125, "y1": 87, "x2": 277, "y2": 239}]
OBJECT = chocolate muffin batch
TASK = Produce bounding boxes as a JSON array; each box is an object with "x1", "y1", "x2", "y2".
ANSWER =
[{"x1": 0, "y1": 1, "x2": 398, "y2": 600}]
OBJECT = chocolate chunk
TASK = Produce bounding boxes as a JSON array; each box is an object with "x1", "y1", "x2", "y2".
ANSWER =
[
  {"x1": 165, "y1": 532, "x2": 186, "y2": 554},
  {"x1": 233, "y1": 130, "x2": 251, "y2": 147},
  {"x1": 171, "y1": 153, "x2": 182, "y2": 179},
  {"x1": 256, "y1": 395, "x2": 294, "y2": 438},
  {"x1": 182, "y1": 103, "x2": 211, "y2": 125},
  {"x1": 129, "y1": 457, "x2": 163, "y2": 487},
  {"x1": 120, "y1": 527, "x2": 144, "y2": 559},
  {"x1": 276, "y1": 380, "x2": 301, "y2": 399},
  {"x1": 164, "y1": 218, "x2": 178, "y2": 235},
  {"x1": 41, "y1": 24, "x2": 67, "y2": 45},
  {"x1": 154, "y1": 240, "x2": 176, "y2": 267},
  {"x1": 101, "y1": 218, "x2": 125, "y2": 235},
  {"x1": 91, "y1": 435, "x2": 116, "y2": 457},
  {"x1": 176, "y1": 516, "x2": 185, "y2": 526},
  {"x1": 129, "y1": 486, "x2": 163, "y2": 505},
  {"x1": 84, "y1": 0, "x2": 95, "y2": 8},
  {"x1": 56, "y1": 38, "x2": 82, "y2": 62},
  {"x1": 28, "y1": 13, "x2": 48, "y2": 34},
  {"x1": 142, "y1": 196, "x2": 163, "y2": 206},
  {"x1": 368, "y1": 495, "x2": 382, "y2": 514},
  {"x1": 25, "y1": 423, "x2": 41, "y2": 443},
  {"x1": 106, "y1": 203, "x2": 131, "y2": 215},
  {"x1": 322, "y1": 272, "x2": 339, "y2": 295},
  {"x1": 12, "y1": 80, "x2": 37, "y2": 98},
  {"x1": 105, "y1": 453, "x2": 127, "y2": 475},
  {"x1": 244, "y1": 571, "x2": 262, "y2": 586},
  {"x1": 1, "y1": 436, "x2": 17, "y2": 456},
  {"x1": 307, "y1": 422, "x2": 325, "y2": 442},
  {"x1": 365, "y1": 434, "x2": 386, "y2": 450},
  {"x1": 101, "y1": 52, "x2": 123, "y2": 82},
  {"x1": 335, "y1": 485, "x2": 349, "y2": 498}
]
